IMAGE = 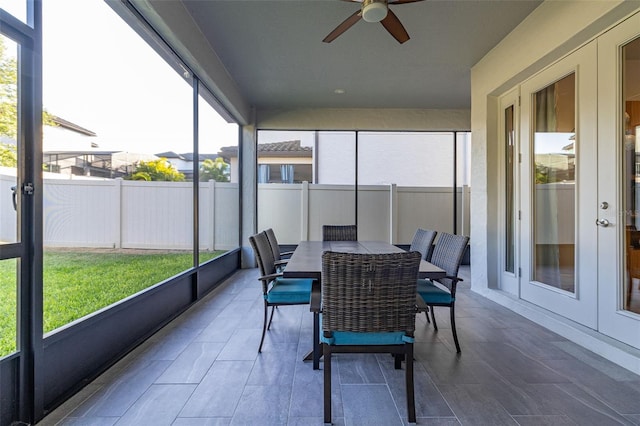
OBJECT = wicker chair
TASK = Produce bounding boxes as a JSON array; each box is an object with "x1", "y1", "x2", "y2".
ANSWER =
[
  {"x1": 249, "y1": 231, "x2": 313, "y2": 353},
  {"x1": 264, "y1": 228, "x2": 293, "y2": 271},
  {"x1": 322, "y1": 224, "x2": 357, "y2": 241},
  {"x1": 416, "y1": 232, "x2": 469, "y2": 353},
  {"x1": 409, "y1": 228, "x2": 437, "y2": 261},
  {"x1": 321, "y1": 251, "x2": 421, "y2": 424}
]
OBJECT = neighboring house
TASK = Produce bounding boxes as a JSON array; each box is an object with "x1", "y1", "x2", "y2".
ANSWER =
[
  {"x1": 219, "y1": 140, "x2": 312, "y2": 184},
  {"x1": 42, "y1": 116, "x2": 157, "y2": 178},
  {"x1": 156, "y1": 151, "x2": 220, "y2": 181},
  {"x1": 44, "y1": 115, "x2": 98, "y2": 151}
]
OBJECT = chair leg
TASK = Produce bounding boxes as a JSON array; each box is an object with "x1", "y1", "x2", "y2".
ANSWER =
[
  {"x1": 323, "y1": 344, "x2": 332, "y2": 424},
  {"x1": 425, "y1": 306, "x2": 431, "y2": 323},
  {"x1": 450, "y1": 303, "x2": 461, "y2": 353},
  {"x1": 258, "y1": 302, "x2": 269, "y2": 353},
  {"x1": 394, "y1": 354, "x2": 402, "y2": 369},
  {"x1": 406, "y1": 343, "x2": 416, "y2": 423},
  {"x1": 430, "y1": 306, "x2": 438, "y2": 331},
  {"x1": 267, "y1": 305, "x2": 276, "y2": 330}
]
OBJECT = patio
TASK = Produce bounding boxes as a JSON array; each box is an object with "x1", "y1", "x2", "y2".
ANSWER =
[{"x1": 38, "y1": 266, "x2": 640, "y2": 426}]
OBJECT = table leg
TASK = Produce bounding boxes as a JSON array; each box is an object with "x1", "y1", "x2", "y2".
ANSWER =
[{"x1": 302, "y1": 312, "x2": 321, "y2": 369}]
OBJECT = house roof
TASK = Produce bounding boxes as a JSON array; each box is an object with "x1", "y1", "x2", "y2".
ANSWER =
[
  {"x1": 155, "y1": 151, "x2": 185, "y2": 159},
  {"x1": 220, "y1": 140, "x2": 312, "y2": 159},
  {"x1": 180, "y1": 152, "x2": 219, "y2": 161},
  {"x1": 51, "y1": 116, "x2": 97, "y2": 137}
]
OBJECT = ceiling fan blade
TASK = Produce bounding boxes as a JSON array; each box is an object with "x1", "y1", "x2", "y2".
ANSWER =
[
  {"x1": 381, "y1": 9, "x2": 410, "y2": 43},
  {"x1": 389, "y1": 0, "x2": 425, "y2": 4},
  {"x1": 323, "y1": 10, "x2": 362, "y2": 43}
]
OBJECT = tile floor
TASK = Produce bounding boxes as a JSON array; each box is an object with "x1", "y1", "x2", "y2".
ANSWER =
[{"x1": 37, "y1": 266, "x2": 640, "y2": 425}]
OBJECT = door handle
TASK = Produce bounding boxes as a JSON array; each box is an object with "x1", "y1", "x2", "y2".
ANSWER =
[
  {"x1": 596, "y1": 218, "x2": 610, "y2": 227},
  {"x1": 10, "y1": 185, "x2": 17, "y2": 211}
]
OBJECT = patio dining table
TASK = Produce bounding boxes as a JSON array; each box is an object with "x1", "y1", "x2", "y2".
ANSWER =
[{"x1": 283, "y1": 240, "x2": 446, "y2": 369}]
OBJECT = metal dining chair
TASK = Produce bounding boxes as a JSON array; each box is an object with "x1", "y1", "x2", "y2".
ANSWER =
[
  {"x1": 416, "y1": 232, "x2": 469, "y2": 353},
  {"x1": 322, "y1": 224, "x2": 357, "y2": 241},
  {"x1": 249, "y1": 231, "x2": 314, "y2": 353},
  {"x1": 321, "y1": 250, "x2": 421, "y2": 424}
]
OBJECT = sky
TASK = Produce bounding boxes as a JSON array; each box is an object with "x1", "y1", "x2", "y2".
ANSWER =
[{"x1": 36, "y1": 0, "x2": 238, "y2": 156}]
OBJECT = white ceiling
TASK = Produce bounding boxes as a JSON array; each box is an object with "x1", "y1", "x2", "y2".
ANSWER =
[{"x1": 178, "y1": 0, "x2": 542, "y2": 111}]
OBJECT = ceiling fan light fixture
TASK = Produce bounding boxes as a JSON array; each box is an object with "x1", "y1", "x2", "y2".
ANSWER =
[{"x1": 361, "y1": 0, "x2": 388, "y2": 23}]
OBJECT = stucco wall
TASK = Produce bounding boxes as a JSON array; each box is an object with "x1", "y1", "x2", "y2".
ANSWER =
[{"x1": 469, "y1": 0, "x2": 639, "y2": 293}]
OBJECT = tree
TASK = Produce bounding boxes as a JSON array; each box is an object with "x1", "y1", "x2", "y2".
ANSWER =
[
  {"x1": 199, "y1": 157, "x2": 230, "y2": 182},
  {"x1": 125, "y1": 158, "x2": 185, "y2": 182},
  {"x1": 0, "y1": 37, "x2": 56, "y2": 167},
  {"x1": 0, "y1": 37, "x2": 18, "y2": 140},
  {"x1": 0, "y1": 143, "x2": 17, "y2": 167}
]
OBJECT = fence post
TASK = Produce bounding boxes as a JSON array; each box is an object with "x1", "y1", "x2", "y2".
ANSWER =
[
  {"x1": 209, "y1": 179, "x2": 216, "y2": 250},
  {"x1": 462, "y1": 184, "x2": 469, "y2": 236},
  {"x1": 389, "y1": 183, "x2": 397, "y2": 244},
  {"x1": 115, "y1": 178, "x2": 122, "y2": 249},
  {"x1": 301, "y1": 181, "x2": 309, "y2": 241}
]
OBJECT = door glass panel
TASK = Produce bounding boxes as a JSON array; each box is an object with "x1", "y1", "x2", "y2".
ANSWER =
[
  {"x1": 1, "y1": 34, "x2": 18, "y2": 245},
  {"x1": 505, "y1": 106, "x2": 515, "y2": 273},
  {"x1": 623, "y1": 37, "x2": 640, "y2": 314},
  {"x1": 533, "y1": 73, "x2": 576, "y2": 292}
]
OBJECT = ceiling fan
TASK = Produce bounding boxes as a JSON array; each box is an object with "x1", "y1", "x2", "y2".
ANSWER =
[{"x1": 323, "y1": 0, "x2": 425, "y2": 44}]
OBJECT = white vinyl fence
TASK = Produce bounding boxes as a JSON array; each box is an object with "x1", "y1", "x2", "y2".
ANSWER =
[
  {"x1": 258, "y1": 183, "x2": 471, "y2": 245},
  {"x1": 2, "y1": 173, "x2": 472, "y2": 249},
  {"x1": 0, "y1": 174, "x2": 239, "y2": 250}
]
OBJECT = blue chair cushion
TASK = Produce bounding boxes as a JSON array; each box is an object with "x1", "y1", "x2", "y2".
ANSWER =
[
  {"x1": 417, "y1": 279, "x2": 454, "y2": 304},
  {"x1": 266, "y1": 277, "x2": 313, "y2": 304},
  {"x1": 319, "y1": 315, "x2": 414, "y2": 345}
]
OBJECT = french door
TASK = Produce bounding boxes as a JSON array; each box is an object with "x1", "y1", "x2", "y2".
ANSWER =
[
  {"x1": 519, "y1": 41, "x2": 599, "y2": 328},
  {"x1": 513, "y1": 13, "x2": 640, "y2": 350},
  {"x1": 596, "y1": 12, "x2": 640, "y2": 349}
]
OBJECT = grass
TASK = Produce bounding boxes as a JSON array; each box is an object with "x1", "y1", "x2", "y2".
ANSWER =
[{"x1": 0, "y1": 249, "x2": 224, "y2": 356}]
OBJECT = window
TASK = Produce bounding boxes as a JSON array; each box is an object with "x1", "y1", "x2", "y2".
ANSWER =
[
  {"x1": 198, "y1": 84, "x2": 238, "y2": 264},
  {"x1": 42, "y1": 0, "x2": 195, "y2": 332},
  {"x1": 257, "y1": 129, "x2": 470, "y2": 244}
]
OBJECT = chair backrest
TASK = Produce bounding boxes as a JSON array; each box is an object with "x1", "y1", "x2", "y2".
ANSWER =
[
  {"x1": 322, "y1": 225, "x2": 357, "y2": 241},
  {"x1": 430, "y1": 232, "x2": 469, "y2": 289},
  {"x1": 409, "y1": 228, "x2": 437, "y2": 261},
  {"x1": 264, "y1": 228, "x2": 281, "y2": 261},
  {"x1": 321, "y1": 251, "x2": 421, "y2": 334},
  {"x1": 249, "y1": 231, "x2": 276, "y2": 277}
]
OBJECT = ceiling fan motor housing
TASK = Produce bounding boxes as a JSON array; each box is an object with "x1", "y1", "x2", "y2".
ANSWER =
[{"x1": 362, "y1": 0, "x2": 388, "y2": 23}]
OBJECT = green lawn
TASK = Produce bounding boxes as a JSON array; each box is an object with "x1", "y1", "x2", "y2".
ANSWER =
[{"x1": 0, "y1": 250, "x2": 224, "y2": 356}]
